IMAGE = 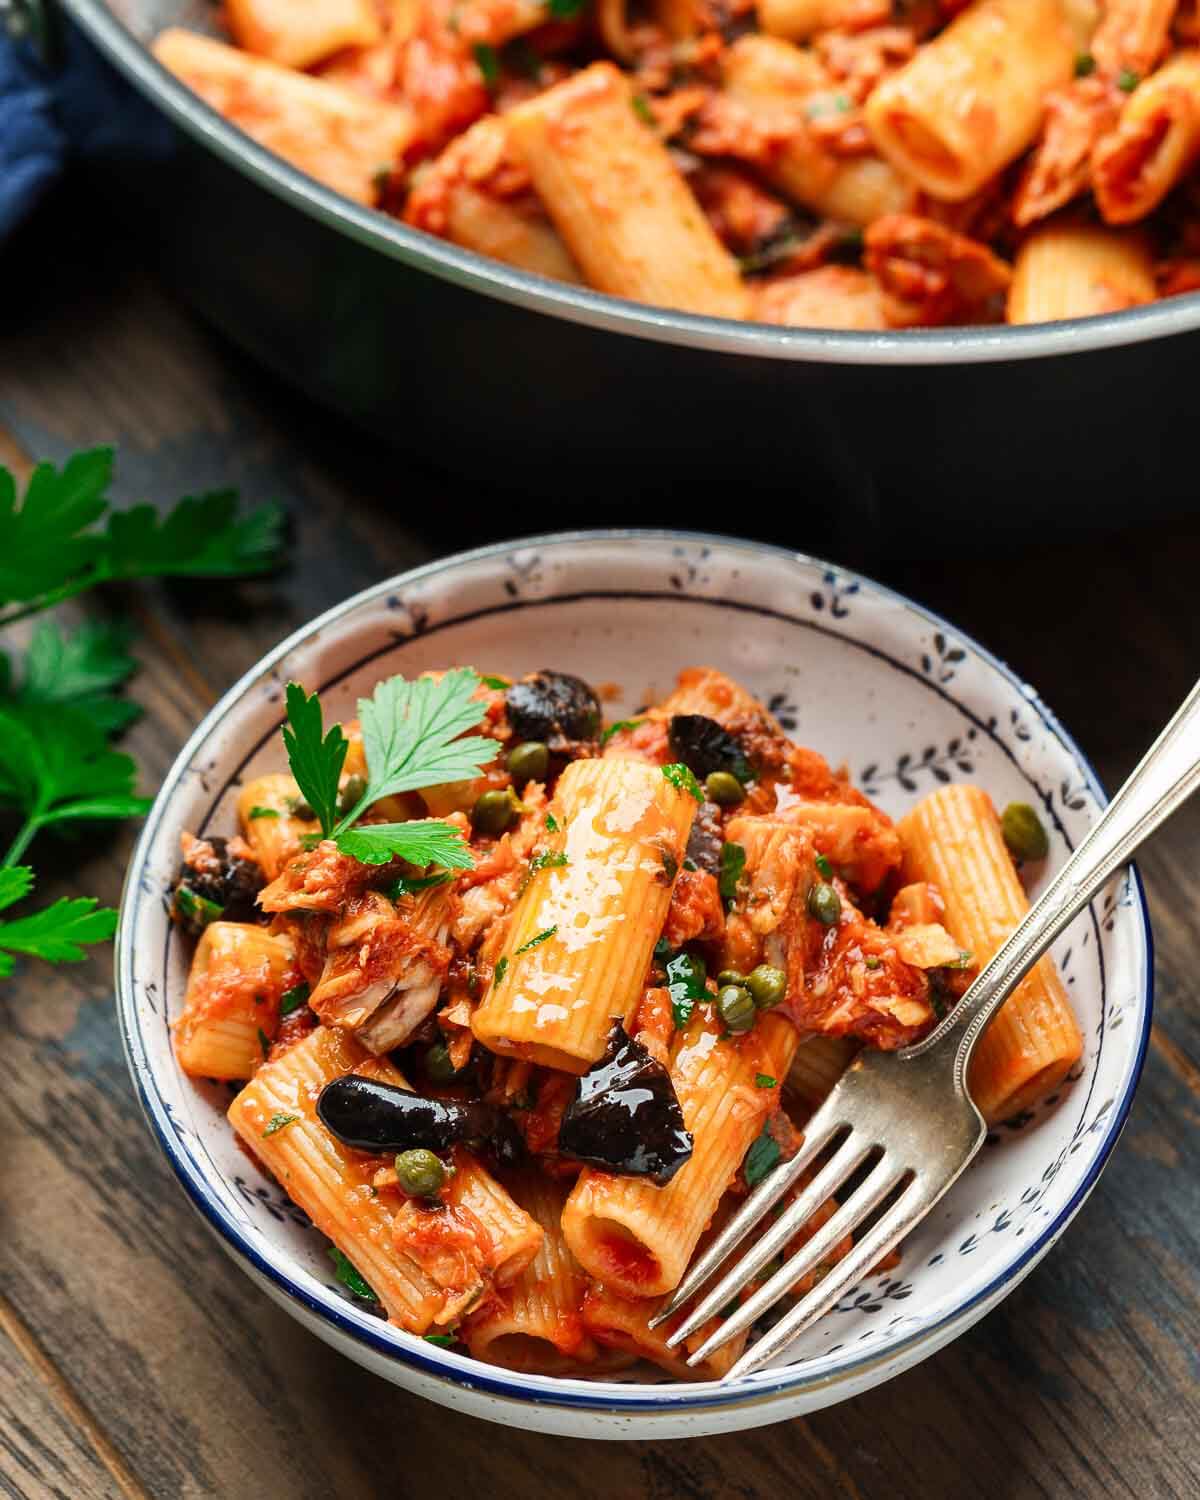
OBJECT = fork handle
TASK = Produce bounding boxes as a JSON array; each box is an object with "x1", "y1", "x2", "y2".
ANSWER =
[{"x1": 910, "y1": 674, "x2": 1200, "y2": 1090}]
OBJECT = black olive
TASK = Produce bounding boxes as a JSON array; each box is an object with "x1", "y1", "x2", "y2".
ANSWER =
[
  {"x1": 172, "y1": 836, "x2": 265, "y2": 936},
  {"x1": 316, "y1": 1075, "x2": 524, "y2": 1168},
  {"x1": 684, "y1": 799, "x2": 724, "y2": 877},
  {"x1": 558, "y1": 1024, "x2": 693, "y2": 1186},
  {"x1": 667, "y1": 715, "x2": 752, "y2": 785},
  {"x1": 505, "y1": 670, "x2": 601, "y2": 755}
]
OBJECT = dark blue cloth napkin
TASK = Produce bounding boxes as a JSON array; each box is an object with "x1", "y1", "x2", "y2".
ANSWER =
[{"x1": 0, "y1": 26, "x2": 172, "y2": 238}]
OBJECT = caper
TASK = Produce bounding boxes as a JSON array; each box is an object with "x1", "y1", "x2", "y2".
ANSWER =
[
  {"x1": 338, "y1": 773, "x2": 367, "y2": 818},
  {"x1": 717, "y1": 983, "x2": 756, "y2": 1033},
  {"x1": 717, "y1": 969, "x2": 746, "y2": 987},
  {"x1": 472, "y1": 787, "x2": 520, "y2": 836},
  {"x1": 746, "y1": 964, "x2": 787, "y2": 1009},
  {"x1": 705, "y1": 771, "x2": 746, "y2": 807},
  {"x1": 394, "y1": 1148, "x2": 447, "y2": 1198},
  {"x1": 807, "y1": 881, "x2": 842, "y2": 927},
  {"x1": 424, "y1": 1041, "x2": 460, "y2": 1083},
  {"x1": 1001, "y1": 802, "x2": 1049, "y2": 863},
  {"x1": 507, "y1": 740, "x2": 550, "y2": 788},
  {"x1": 288, "y1": 795, "x2": 316, "y2": 822}
]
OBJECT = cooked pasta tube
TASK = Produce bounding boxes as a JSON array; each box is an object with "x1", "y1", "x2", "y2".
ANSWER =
[
  {"x1": 757, "y1": 0, "x2": 890, "y2": 43},
  {"x1": 722, "y1": 38, "x2": 916, "y2": 222},
  {"x1": 226, "y1": 0, "x2": 379, "y2": 69},
  {"x1": 897, "y1": 786, "x2": 1082, "y2": 1122},
  {"x1": 1092, "y1": 0, "x2": 1176, "y2": 76},
  {"x1": 471, "y1": 756, "x2": 698, "y2": 1073},
  {"x1": 864, "y1": 0, "x2": 1076, "y2": 201},
  {"x1": 175, "y1": 922, "x2": 295, "y2": 1080},
  {"x1": 1007, "y1": 221, "x2": 1156, "y2": 321},
  {"x1": 463, "y1": 1173, "x2": 599, "y2": 1374},
  {"x1": 238, "y1": 773, "x2": 311, "y2": 879},
  {"x1": 581, "y1": 1279, "x2": 748, "y2": 1380},
  {"x1": 506, "y1": 63, "x2": 750, "y2": 318},
  {"x1": 562, "y1": 1011, "x2": 798, "y2": 1297},
  {"x1": 151, "y1": 30, "x2": 415, "y2": 206},
  {"x1": 785, "y1": 1033, "x2": 859, "y2": 1112},
  {"x1": 229, "y1": 1026, "x2": 539, "y2": 1329},
  {"x1": 753, "y1": 267, "x2": 889, "y2": 329},
  {"x1": 1092, "y1": 52, "x2": 1200, "y2": 224},
  {"x1": 405, "y1": 118, "x2": 583, "y2": 284}
]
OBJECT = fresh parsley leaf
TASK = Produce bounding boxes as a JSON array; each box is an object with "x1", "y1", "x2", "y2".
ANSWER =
[
  {"x1": 662, "y1": 762, "x2": 703, "y2": 802},
  {"x1": 348, "y1": 669, "x2": 493, "y2": 821},
  {"x1": 665, "y1": 950, "x2": 707, "y2": 1029},
  {"x1": 815, "y1": 853, "x2": 834, "y2": 880},
  {"x1": 755, "y1": 1074, "x2": 777, "y2": 1089},
  {"x1": 0, "y1": 450, "x2": 283, "y2": 619},
  {"x1": 258, "y1": 1027, "x2": 271, "y2": 1057},
  {"x1": 279, "y1": 982, "x2": 310, "y2": 1016},
  {"x1": 654, "y1": 936, "x2": 673, "y2": 962},
  {"x1": 743, "y1": 1126, "x2": 781, "y2": 1187},
  {"x1": 102, "y1": 489, "x2": 283, "y2": 580},
  {"x1": 389, "y1": 870, "x2": 453, "y2": 899},
  {"x1": 175, "y1": 886, "x2": 222, "y2": 927},
  {"x1": 493, "y1": 956, "x2": 509, "y2": 986},
  {"x1": 473, "y1": 41, "x2": 499, "y2": 87},
  {"x1": 423, "y1": 1333, "x2": 457, "y2": 1347},
  {"x1": 719, "y1": 841, "x2": 746, "y2": 906},
  {"x1": 282, "y1": 682, "x2": 348, "y2": 839},
  {"x1": 262, "y1": 1112, "x2": 299, "y2": 1137},
  {"x1": 248, "y1": 805, "x2": 279, "y2": 819},
  {"x1": 0, "y1": 888, "x2": 117, "y2": 975},
  {"x1": 481, "y1": 675, "x2": 509, "y2": 690},
  {"x1": 529, "y1": 850, "x2": 568, "y2": 873},
  {"x1": 334, "y1": 820, "x2": 474, "y2": 869},
  {"x1": 329, "y1": 1247, "x2": 378, "y2": 1301},
  {"x1": 515, "y1": 925, "x2": 556, "y2": 955},
  {"x1": 601, "y1": 719, "x2": 643, "y2": 743},
  {"x1": 547, "y1": 0, "x2": 584, "y2": 14},
  {"x1": 544, "y1": 813, "x2": 559, "y2": 832},
  {"x1": 631, "y1": 91, "x2": 655, "y2": 126},
  {"x1": 5, "y1": 620, "x2": 140, "y2": 732}
]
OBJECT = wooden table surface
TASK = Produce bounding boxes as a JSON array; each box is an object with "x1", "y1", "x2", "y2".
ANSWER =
[{"x1": 2, "y1": 185, "x2": 1199, "y2": 1500}]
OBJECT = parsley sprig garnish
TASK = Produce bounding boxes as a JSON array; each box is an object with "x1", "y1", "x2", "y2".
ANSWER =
[
  {"x1": 282, "y1": 668, "x2": 494, "y2": 870},
  {"x1": 0, "y1": 446, "x2": 283, "y2": 978}
]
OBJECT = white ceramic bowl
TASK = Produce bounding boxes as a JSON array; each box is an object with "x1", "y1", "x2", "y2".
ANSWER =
[{"x1": 116, "y1": 532, "x2": 1152, "y2": 1439}]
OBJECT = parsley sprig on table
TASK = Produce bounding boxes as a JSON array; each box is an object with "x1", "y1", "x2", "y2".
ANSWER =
[
  {"x1": 282, "y1": 667, "x2": 494, "y2": 870},
  {"x1": 0, "y1": 447, "x2": 283, "y2": 976}
]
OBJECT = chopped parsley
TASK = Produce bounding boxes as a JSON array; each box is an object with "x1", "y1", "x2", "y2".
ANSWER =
[
  {"x1": 865, "y1": 955, "x2": 881, "y2": 971},
  {"x1": 257, "y1": 1027, "x2": 271, "y2": 1058},
  {"x1": 547, "y1": 0, "x2": 585, "y2": 14},
  {"x1": 1118, "y1": 67, "x2": 1139, "y2": 91},
  {"x1": 329, "y1": 1247, "x2": 378, "y2": 1302},
  {"x1": 601, "y1": 718, "x2": 644, "y2": 743},
  {"x1": 175, "y1": 885, "x2": 223, "y2": 926},
  {"x1": 493, "y1": 956, "x2": 509, "y2": 986},
  {"x1": 1074, "y1": 51, "x2": 1095, "y2": 76},
  {"x1": 755, "y1": 1074, "x2": 777, "y2": 1089},
  {"x1": 718, "y1": 841, "x2": 746, "y2": 907},
  {"x1": 516, "y1": 925, "x2": 556, "y2": 955},
  {"x1": 661, "y1": 762, "x2": 703, "y2": 802},
  {"x1": 388, "y1": 870, "x2": 453, "y2": 900},
  {"x1": 529, "y1": 850, "x2": 569, "y2": 874},
  {"x1": 248, "y1": 805, "x2": 279, "y2": 820},
  {"x1": 665, "y1": 950, "x2": 707, "y2": 1029},
  {"x1": 815, "y1": 853, "x2": 834, "y2": 880},
  {"x1": 631, "y1": 92, "x2": 655, "y2": 127},
  {"x1": 279, "y1": 981, "x2": 310, "y2": 1016},
  {"x1": 262, "y1": 1112, "x2": 299, "y2": 1137},
  {"x1": 654, "y1": 936, "x2": 673, "y2": 962},
  {"x1": 743, "y1": 1126, "x2": 781, "y2": 1187},
  {"x1": 473, "y1": 42, "x2": 500, "y2": 89},
  {"x1": 423, "y1": 1333, "x2": 457, "y2": 1347},
  {"x1": 544, "y1": 812, "x2": 559, "y2": 832},
  {"x1": 481, "y1": 675, "x2": 509, "y2": 690}
]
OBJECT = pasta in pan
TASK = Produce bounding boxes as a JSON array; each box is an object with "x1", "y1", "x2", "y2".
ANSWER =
[
  {"x1": 170, "y1": 662, "x2": 1080, "y2": 1379},
  {"x1": 152, "y1": 0, "x2": 1200, "y2": 330}
]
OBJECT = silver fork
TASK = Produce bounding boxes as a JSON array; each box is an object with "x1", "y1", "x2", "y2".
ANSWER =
[{"x1": 651, "y1": 675, "x2": 1200, "y2": 1380}]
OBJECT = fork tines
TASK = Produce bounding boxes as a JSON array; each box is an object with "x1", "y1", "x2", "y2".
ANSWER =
[{"x1": 649, "y1": 1079, "x2": 924, "y2": 1380}]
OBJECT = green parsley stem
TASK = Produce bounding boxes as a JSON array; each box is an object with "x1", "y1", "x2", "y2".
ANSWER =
[{"x1": 3, "y1": 814, "x2": 44, "y2": 869}]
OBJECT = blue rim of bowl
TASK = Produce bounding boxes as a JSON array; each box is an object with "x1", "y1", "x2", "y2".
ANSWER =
[
  {"x1": 59, "y1": 0, "x2": 1200, "y2": 368},
  {"x1": 115, "y1": 529, "x2": 1153, "y2": 1415}
]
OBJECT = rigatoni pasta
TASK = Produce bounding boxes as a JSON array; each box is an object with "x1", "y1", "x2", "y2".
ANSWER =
[
  {"x1": 1008, "y1": 220, "x2": 1156, "y2": 321},
  {"x1": 171, "y1": 661, "x2": 1081, "y2": 1381}
]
